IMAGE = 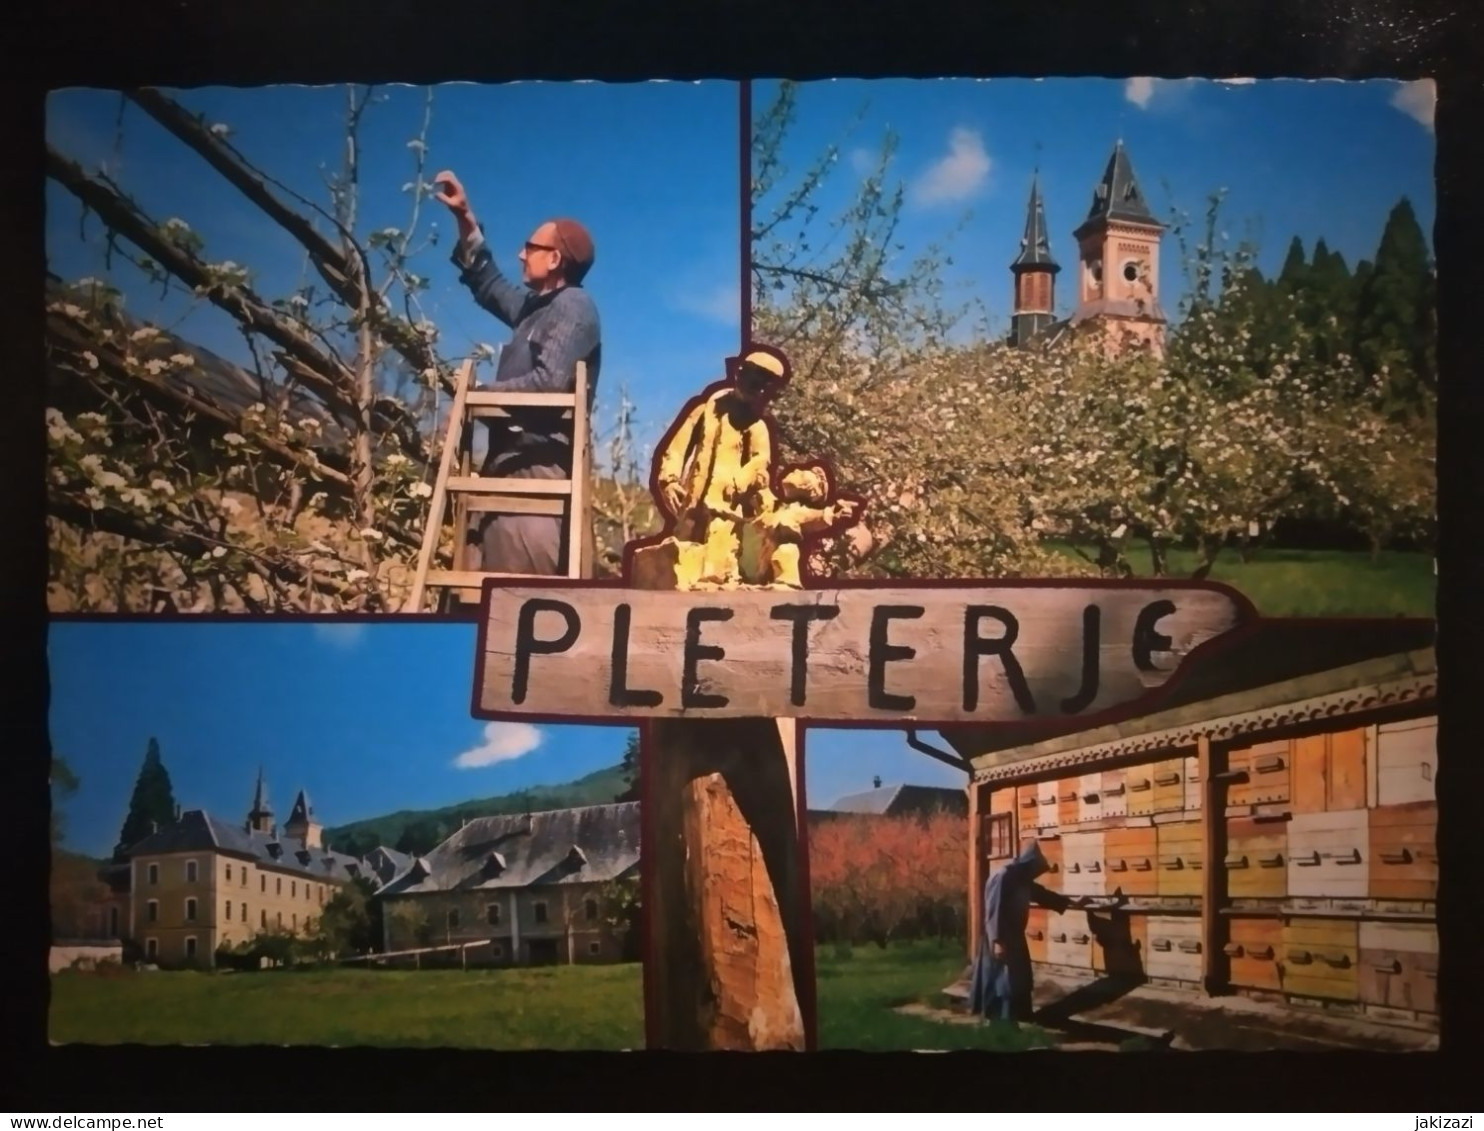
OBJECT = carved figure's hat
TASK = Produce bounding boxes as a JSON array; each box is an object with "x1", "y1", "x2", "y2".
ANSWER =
[{"x1": 741, "y1": 350, "x2": 787, "y2": 381}]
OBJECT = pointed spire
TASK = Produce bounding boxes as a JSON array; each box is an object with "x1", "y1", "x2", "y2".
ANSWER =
[
  {"x1": 1012, "y1": 172, "x2": 1059, "y2": 272},
  {"x1": 1080, "y1": 139, "x2": 1160, "y2": 229},
  {"x1": 248, "y1": 767, "x2": 271, "y2": 819},
  {"x1": 287, "y1": 788, "x2": 312, "y2": 826}
]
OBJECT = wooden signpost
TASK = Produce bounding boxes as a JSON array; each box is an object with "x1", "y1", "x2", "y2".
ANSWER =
[{"x1": 470, "y1": 345, "x2": 1253, "y2": 1052}]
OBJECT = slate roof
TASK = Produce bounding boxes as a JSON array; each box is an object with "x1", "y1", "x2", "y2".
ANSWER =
[
  {"x1": 362, "y1": 845, "x2": 412, "y2": 888},
  {"x1": 124, "y1": 808, "x2": 367, "y2": 883},
  {"x1": 1011, "y1": 175, "x2": 1059, "y2": 272},
  {"x1": 376, "y1": 803, "x2": 641, "y2": 897},
  {"x1": 827, "y1": 784, "x2": 967, "y2": 818},
  {"x1": 1075, "y1": 141, "x2": 1162, "y2": 235}
]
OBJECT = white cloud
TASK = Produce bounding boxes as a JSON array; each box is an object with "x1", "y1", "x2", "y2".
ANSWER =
[
  {"x1": 1391, "y1": 79, "x2": 1436, "y2": 131},
  {"x1": 672, "y1": 281, "x2": 740, "y2": 326},
  {"x1": 312, "y1": 622, "x2": 367, "y2": 649},
  {"x1": 1216, "y1": 77, "x2": 1257, "y2": 85},
  {"x1": 453, "y1": 722, "x2": 543, "y2": 769},
  {"x1": 1125, "y1": 77, "x2": 1157, "y2": 108},
  {"x1": 910, "y1": 127, "x2": 991, "y2": 206}
]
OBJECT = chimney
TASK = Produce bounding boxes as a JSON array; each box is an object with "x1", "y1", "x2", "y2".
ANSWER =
[
  {"x1": 873, "y1": 776, "x2": 882, "y2": 790},
  {"x1": 174, "y1": 803, "x2": 182, "y2": 821}
]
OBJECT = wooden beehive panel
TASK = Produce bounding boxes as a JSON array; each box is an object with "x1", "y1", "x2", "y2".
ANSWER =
[
  {"x1": 1367, "y1": 801, "x2": 1438, "y2": 901},
  {"x1": 1157, "y1": 820, "x2": 1204, "y2": 898},
  {"x1": 1037, "y1": 780, "x2": 1059, "y2": 828},
  {"x1": 1146, "y1": 915, "x2": 1202, "y2": 981},
  {"x1": 1328, "y1": 728, "x2": 1368, "y2": 811},
  {"x1": 1288, "y1": 810, "x2": 1369, "y2": 898},
  {"x1": 1229, "y1": 740, "x2": 1290, "y2": 807},
  {"x1": 1225, "y1": 816, "x2": 1288, "y2": 900},
  {"x1": 1282, "y1": 917, "x2": 1360, "y2": 1002},
  {"x1": 1062, "y1": 831, "x2": 1107, "y2": 897},
  {"x1": 1090, "y1": 910, "x2": 1146, "y2": 977},
  {"x1": 1057, "y1": 776, "x2": 1081, "y2": 828},
  {"x1": 1358, "y1": 921, "x2": 1438, "y2": 1014},
  {"x1": 1127, "y1": 765, "x2": 1156, "y2": 817},
  {"x1": 1038, "y1": 836, "x2": 1064, "y2": 893},
  {"x1": 1017, "y1": 785, "x2": 1040, "y2": 839},
  {"x1": 1152, "y1": 757, "x2": 1187, "y2": 813},
  {"x1": 1077, "y1": 773, "x2": 1103, "y2": 824},
  {"x1": 1025, "y1": 907, "x2": 1049, "y2": 964},
  {"x1": 1100, "y1": 769, "x2": 1128, "y2": 820},
  {"x1": 1291, "y1": 734, "x2": 1329, "y2": 814},
  {"x1": 1183, "y1": 754, "x2": 1202, "y2": 813},
  {"x1": 1226, "y1": 917, "x2": 1282, "y2": 991},
  {"x1": 1104, "y1": 826, "x2": 1158, "y2": 897},
  {"x1": 1047, "y1": 909, "x2": 1094, "y2": 969},
  {"x1": 1377, "y1": 717, "x2": 1437, "y2": 807}
]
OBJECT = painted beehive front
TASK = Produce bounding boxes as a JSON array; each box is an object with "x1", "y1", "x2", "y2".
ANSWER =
[
  {"x1": 1090, "y1": 910, "x2": 1146, "y2": 978},
  {"x1": 1288, "y1": 810, "x2": 1369, "y2": 899},
  {"x1": 1057, "y1": 777, "x2": 1081, "y2": 829},
  {"x1": 1157, "y1": 820, "x2": 1204, "y2": 899},
  {"x1": 1018, "y1": 785, "x2": 1041, "y2": 840},
  {"x1": 1294, "y1": 730, "x2": 1368, "y2": 814},
  {"x1": 1077, "y1": 773, "x2": 1103, "y2": 825},
  {"x1": 1104, "y1": 826, "x2": 1158, "y2": 897},
  {"x1": 1281, "y1": 917, "x2": 1360, "y2": 1002},
  {"x1": 1225, "y1": 816, "x2": 1288, "y2": 900},
  {"x1": 1367, "y1": 801, "x2": 1438, "y2": 901},
  {"x1": 1101, "y1": 769, "x2": 1128, "y2": 820},
  {"x1": 1062, "y1": 831, "x2": 1107, "y2": 897},
  {"x1": 1377, "y1": 717, "x2": 1437, "y2": 807},
  {"x1": 1183, "y1": 754, "x2": 1202, "y2": 813},
  {"x1": 1153, "y1": 757, "x2": 1187, "y2": 814},
  {"x1": 1291, "y1": 734, "x2": 1329, "y2": 814},
  {"x1": 1229, "y1": 739, "x2": 1290, "y2": 807},
  {"x1": 1037, "y1": 780, "x2": 1059, "y2": 829},
  {"x1": 1047, "y1": 908, "x2": 1094, "y2": 969},
  {"x1": 1358, "y1": 921, "x2": 1438, "y2": 1015},
  {"x1": 1127, "y1": 764, "x2": 1156, "y2": 817},
  {"x1": 1226, "y1": 917, "x2": 1282, "y2": 991},
  {"x1": 1145, "y1": 914, "x2": 1202, "y2": 981},
  {"x1": 1026, "y1": 907, "x2": 1049, "y2": 964},
  {"x1": 1038, "y1": 835, "x2": 1064, "y2": 893}
]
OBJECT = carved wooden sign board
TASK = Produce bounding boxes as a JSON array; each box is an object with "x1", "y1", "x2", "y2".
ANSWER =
[{"x1": 473, "y1": 582, "x2": 1251, "y2": 724}]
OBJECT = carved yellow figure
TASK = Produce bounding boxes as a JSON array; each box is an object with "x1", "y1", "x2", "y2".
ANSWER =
[{"x1": 640, "y1": 349, "x2": 860, "y2": 591}]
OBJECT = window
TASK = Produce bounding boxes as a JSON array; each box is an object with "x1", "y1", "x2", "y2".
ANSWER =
[
  {"x1": 276, "y1": 878, "x2": 282, "y2": 895},
  {"x1": 291, "y1": 881, "x2": 297, "y2": 898},
  {"x1": 184, "y1": 936, "x2": 197, "y2": 959},
  {"x1": 985, "y1": 812, "x2": 1015, "y2": 860},
  {"x1": 241, "y1": 903, "x2": 248, "y2": 923},
  {"x1": 147, "y1": 863, "x2": 159, "y2": 885},
  {"x1": 242, "y1": 869, "x2": 248, "y2": 887},
  {"x1": 292, "y1": 913, "x2": 298, "y2": 930},
  {"x1": 146, "y1": 899, "x2": 159, "y2": 924},
  {"x1": 186, "y1": 860, "x2": 198, "y2": 883},
  {"x1": 225, "y1": 864, "x2": 233, "y2": 882},
  {"x1": 145, "y1": 938, "x2": 158, "y2": 960},
  {"x1": 486, "y1": 904, "x2": 501, "y2": 926},
  {"x1": 226, "y1": 900, "x2": 233, "y2": 920},
  {"x1": 108, "y1": 906, "x2": 119, "y2": 938},
  {"x1": 318, "y1": 886, "x2": 325, "y2": 905},
  {"x1": 185, "y1": 897, "x2": 197, "y2": 922},
  {"x1": 533, "y1": 901, "x2": 548, "y2": 925},
  {"x1": 492, "y1": 943, "x2": 504, "y2": 958},
  {"x1": 276, "y1": 911, "x2": 282, "y2": 926},
  {"x1": 584, "y1": 898, "x2": 599, "y2": 922},
  {"x1": 588, "y1": 941, "x2": 601, "y2": 955},
  {"x1": 305, "y1": 884, "x2": 310, "y2": 902},
  {"x1": 261, "y1": 875, "x2": 266, "y2": 892},
  {"x1": 261, "y1": 910, "x2": 267, "y2": 928}
]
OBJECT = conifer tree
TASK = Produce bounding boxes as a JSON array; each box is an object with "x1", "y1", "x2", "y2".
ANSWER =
[{"x1": 114, "y1": 737, "x2": 177, "y2": 860}]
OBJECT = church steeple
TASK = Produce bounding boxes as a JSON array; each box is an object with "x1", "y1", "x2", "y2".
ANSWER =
[
  {"x1": 283, "y1": 788, "x2": 323, "y2": 849},
  {"x1": 1075, "y1": 139, "x2": 1159, "y2": 235},
  {"x1": 1009, "y1": 172, "x2": 1061, "y2": 348},
  {"x1": 246, "y1": 767, "x2": 273, "y2": 835}
]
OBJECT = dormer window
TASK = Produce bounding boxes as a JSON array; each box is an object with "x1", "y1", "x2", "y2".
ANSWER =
[
  {"x1": 266, "y1": 842, "x2": 282, "y2": 859},
  {"x1": 482, "y1": 851, "x2": 507, "y2": 879},
  {"x1": 562, "y1": 846, "x2": 588, "y2": 873}
]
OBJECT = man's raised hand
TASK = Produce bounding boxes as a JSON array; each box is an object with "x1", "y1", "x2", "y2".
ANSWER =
[{"x1": 433, "y1": 170, "x2": 469, "y2": 215}]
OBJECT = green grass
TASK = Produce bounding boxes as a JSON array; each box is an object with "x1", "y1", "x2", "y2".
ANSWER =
[
  {"x1": 814, "y1": 939, "x2": 1054, "y2": 1051},
  {"x1": 49, "y1": 962, "x2": 643, "y2": 1049},
  {"x1": 1046, "y1": 543, "x2": 1435, "y2": 618}
]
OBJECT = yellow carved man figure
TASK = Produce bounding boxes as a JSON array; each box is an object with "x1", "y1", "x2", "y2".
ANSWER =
[{"x1": 645, "y1": 348, "x2": 860, "y2": 590}]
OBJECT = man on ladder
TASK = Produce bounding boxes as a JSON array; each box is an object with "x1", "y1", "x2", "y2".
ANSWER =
[{"x1": 433, "y1": 170, "x2": 601, "y2": 577}]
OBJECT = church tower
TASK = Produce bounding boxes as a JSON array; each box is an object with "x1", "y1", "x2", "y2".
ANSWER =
[
  {"x1": 1009, "y1": 173, "x2": 1060, "y2": 348},
  {"x1": 283, "y1": 788, "x2": 323, "y2": 850},
  {"x1": 1070, "y1": 141, "x2": 1167, "y2": 355},
  {"x1": 245, "y1": 767, "x2": 273, "y2": 835}
]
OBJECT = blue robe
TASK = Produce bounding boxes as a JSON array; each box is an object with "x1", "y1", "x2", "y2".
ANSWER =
[{"x1": 968, "y1": 841, "x2": 1073, "y2": 1021}]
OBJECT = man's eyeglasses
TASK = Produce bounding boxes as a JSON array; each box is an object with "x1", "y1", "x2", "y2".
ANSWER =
[{"x1": 523, "y1": 241, "x2": 558, "y2": 255}]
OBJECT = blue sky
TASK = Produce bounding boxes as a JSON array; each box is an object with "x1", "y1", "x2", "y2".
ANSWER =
[
  {"x1": 753, "y1": 77, "x2": 1436, "y2": 337},
  {"x1": 47, "y1": 622, "x2": 955, "y2": 858},
  {"x1": 45, "y1": 81, "x2": 743, "y2": 461}
]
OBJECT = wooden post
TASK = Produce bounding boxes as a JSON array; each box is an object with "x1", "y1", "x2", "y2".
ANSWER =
[
  {"x1": 967, "y1": 781, "x2": 984, "y2": 964},
  {"x1": 1199, "y1": 734, "x2": 1226, "y2": 995},
  {"x1": 642, "y1": 715, "x2": 809, "y2": 1051}
]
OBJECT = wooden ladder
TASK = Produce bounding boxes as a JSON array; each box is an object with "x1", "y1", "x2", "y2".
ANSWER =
[{"x1": 404, "y1": 359, "x2": 594, "y2": 612}]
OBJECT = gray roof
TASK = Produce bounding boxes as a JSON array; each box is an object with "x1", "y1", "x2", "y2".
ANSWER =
[
  {"x1": 828, "y1": 784, "x2": 967, "y2": 818},
  {"x1": 125, "y1": 809, "x2": 367, "y2": 883},
  {"x1": 1075, "y1": 141, "x2": 1162, "y2": 234},
  {"x1": 362, "y1": 845, "x2": 412, "y2": 887},
  {"x1": 377, "y1": 803, "x2": 640, "y2": 897},
  {"x1": 1011, "y1": 175, "x2": 1059, "y2": 271}
]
